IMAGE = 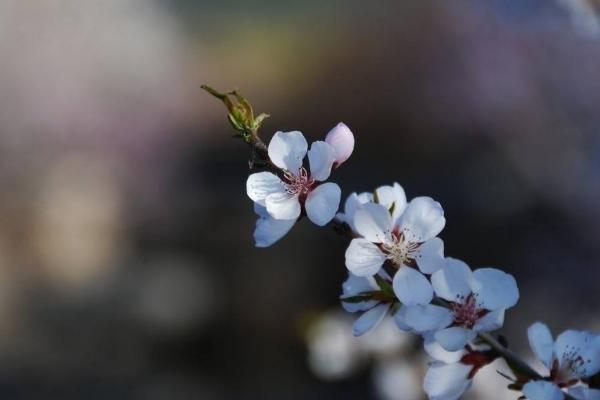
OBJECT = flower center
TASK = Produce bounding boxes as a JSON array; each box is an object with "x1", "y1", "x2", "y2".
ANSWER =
[
  {"x1": 452, "y1": 294, "x2": 486, "y2": 329},
  {"x1": 552, "y1": 346, "x2": 588, "y2": 384},
  {"x1": 283, "y1": 167, "x2": 314, "y2": 196},
  {"x1": 381, "y1": 231, "x2": 420, "y2": 267}
]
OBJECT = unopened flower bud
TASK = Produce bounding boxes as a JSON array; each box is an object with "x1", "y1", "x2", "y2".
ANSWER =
[{"x1": 325, "y1": 122, "x2": 355, "y2": 166}]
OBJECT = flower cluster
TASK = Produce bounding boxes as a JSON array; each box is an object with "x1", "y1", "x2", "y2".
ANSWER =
[
  {"x1": 218, "y1": 108, "x2": 600, "y2": 399},
  {"x1": 200, "y1": 82, "x2": 600, "y2": 399}
]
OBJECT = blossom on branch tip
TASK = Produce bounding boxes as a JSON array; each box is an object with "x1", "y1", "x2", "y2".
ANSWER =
[
  {"x1": 344, "y1": 196, "x2": 446, "y2": 305},
  {"x1": 246, "y1": 130, "x2": 346, "y2": 244},
  {"x1": 522, "y1": 322, "x2": 600, "y2": 400},
  {"x1": 396, "y1": 258, "x2": 519, "y2": 351}
]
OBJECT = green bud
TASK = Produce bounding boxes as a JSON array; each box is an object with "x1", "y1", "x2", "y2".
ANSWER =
[{"x1": 201, "y1": 85, "x2": 270, "y2": 138}]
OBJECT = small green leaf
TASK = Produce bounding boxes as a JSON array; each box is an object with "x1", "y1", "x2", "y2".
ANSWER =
[
  {"x1": 340, "y1": 294, "x2": 373, "y2": 303},
  {"x1": 252, "y1": 113, "x2": 270, "y2": 130}
]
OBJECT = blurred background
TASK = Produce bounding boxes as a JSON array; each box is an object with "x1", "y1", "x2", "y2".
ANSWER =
[{"x1": 1, "y1": 0, "x2": 600, "y2": 398}]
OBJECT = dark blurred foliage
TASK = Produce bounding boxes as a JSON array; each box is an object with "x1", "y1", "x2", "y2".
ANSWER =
[{"x1": 0, "y1": 0, "x2": 599, "y2": 398}]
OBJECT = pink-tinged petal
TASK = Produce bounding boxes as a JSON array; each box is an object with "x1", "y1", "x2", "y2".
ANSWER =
[
  {"x1": 305, "y1": 182, "x2": 341, "y2": 226},
  {"x1": 345, "y1": 238, "x2": 386, "y2": 277},
  {"x1": 353, "y1": 303, "x2": 390, "y2": 336},
  {"x1": 399, "y1": 196, "x2": 446, "y2": 243},
  {"x1": 424, "y1": 361, "x2": 472, "y2": 400},
  {"x1": 325, "y1": 122, "x2": 354, "y2": 166},
  {"x1": 471, "y1": 268, "x2": 519, "y2": 310},
  {"x1": 246, "y1": 172, "x2": 284, "y2": 204},
  {"x1": 308, "y1": 141, "x2": 336, "y2": 181},
  {"x1": 353, "y1": 202, "x2": 393, "y2": 243},
  {"x1": 527, "y1": 322, "x2": 554, "y2": 370},
  {"x1": 392, "y1": 267, "x2": 433, "y2": 306},
  {"x1": 265, "y1": 192, "x2": 301, "y2": 220},
  {"x1": 268, "y1": 131, "x2": 308, "y2": 172},
  {"x1": 341, "y1": 273, "x2": 379, "y2": 313},
  {"x1": 431, "y1": 258, "x2": 472, "y2": 302},
  {"x1": 423, "y1": 332, "x2": 466, "y2": 363},
  {"x1": 415, "y1": 237, "x2": 445, "y2": 274},
  {"x1": 254, "y1": 214, "x2": 297, "y2": 248},
  {"x1": 434, "y1": 327, "x2": 475, "y2": 352},
  {"x1": 522, "y1": 381, "x2": 564, "y2": 400},
  {"x1": 396, "y1": 304, "x2": 452, "y2": 333},
  {"x1": 473, "y1": 309, "x2": 505, "y2": 332}
]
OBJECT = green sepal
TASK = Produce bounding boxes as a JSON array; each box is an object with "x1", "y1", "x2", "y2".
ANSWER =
[
  {"x1": 374, "y1": 275, "x2": 394, "y2": 298},
  {"x1": 340, "y1": 294, "x2": 375, "y2": 303}
]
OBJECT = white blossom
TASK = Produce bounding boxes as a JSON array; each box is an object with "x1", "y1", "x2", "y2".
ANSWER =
[
  {"x1": 344, "y1": 196, "x2": 446, "y2": 305},
  {"x1": 523, "y1": 322, "x2": 600, "y2": 400},
  {"x1": 396, "y1": 258, "x2": 519, "y2": 351},
  {"x1": 247, "y1": 129, "x2": 352, "y2": 246}
]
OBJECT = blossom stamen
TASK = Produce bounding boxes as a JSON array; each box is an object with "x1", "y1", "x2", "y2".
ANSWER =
[
  {"x1": 380, "y1": 231, "x2": 420, "y2": 267},
  {"x1": 283, "y1": 167, "x2": 314, "y2": 196},
  {"x1": 452, "y1": 294, "x2": 487, "y2": 329}
]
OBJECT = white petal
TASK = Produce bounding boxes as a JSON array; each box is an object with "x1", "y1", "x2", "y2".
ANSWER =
[
  {"x1": 353, "y1": 202, "x2": 393, "y2": 243},
  {"x1": 374, "y1": 183, "x2": 408, "y2": 224},
  {"x1": 423, "y1": 332, "x2": 466, "y2": 363},
  {"x1": 246, "y1": 172, "x2": 284, "y2": 204},
  {"x1": 470, "y1": 268, "x2": 519, "y2": 310},
  {"x1": 345, "y1": 238, "x2": 386, "y2": 277},
  {"x1": 522, "y1": 381, "x2": 564, "y2": 400},
  {"x1": 374, "y1": 185, "x2": 395, "y2": 206},
  {"x1": 254, "y1": 214, "x2": 297, "y2": 248},
  {"x1": 265, "y1": 192, "x2": 301, "y2": 220},
  {"x1": 342, "y1": 273, "x2": 378, "y2": 296},
  {"x1": 308, "y1": 141, "x2": 337, "y2": 181},
  {"x1": 415, "y1": 237, "x2": 446, "y2": 274},
  {"x1": 431, "y1": 258, "x2": 473, "y2": 302},
  {"x1": 392, "y1": 267, "x2": 434, "y2": 306},
  {"x1": 324, "y1": 122, "x2": 354, "y2": 166},
  {"x1": 341, "y1": 273, "x2": 379, "y2": 313},
  {"x1": 568, "y1": 387, "x2": 600, "y2": 400},
  {"x1": 268, "y1": 131, "x2": 308, "y2": 172},
  {"x1": 434, "y1": 327, "x2": 475, "y2": 352},
  {"x1": 393, "y1": 308, "x2": 412, "y2": 332},
  {"x1": 399, "y1": 196, "x2": 446, "y2": 242},
  {"x1": 390, "y1": 183, "x2": 408, "y2": 222},
  {"x1": 527, "y1": 322, "x2": 554, "y2": 370},
  {"x1": 473, "y1": 309, "x2": 505, "y2": 332},
  {"x1": 353, "y1": 303, "x2": 390, "y2": 336},
  {"x1": 424, "y1": 361, "x2": 472, "y2": 400},
  {"x1": 305, "y1": 182, "x2": 341, "y2": 226},
  {"x1": 338, "y1": 193, "x2": 364, "y2": 229},
  {"x1": 555, "y1": 330, "x2": 600, "y2": 378},
  {"x1": 356, "y1": 192, "x2": 374, "y2": 203},
  {"x1": 396, "y1": 304, "x2": 453, "y2": 333},
  {"x1": 254, "y1": 202, "x2": 270, "y2": 218}
]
